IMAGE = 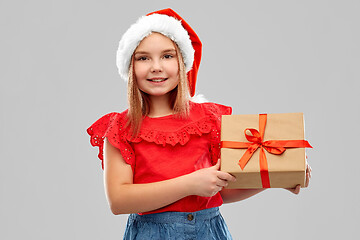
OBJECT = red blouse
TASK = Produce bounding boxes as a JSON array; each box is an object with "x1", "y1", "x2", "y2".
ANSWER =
[{"x1": 87, "y1": 102, "x2": 232, "y2": 215}]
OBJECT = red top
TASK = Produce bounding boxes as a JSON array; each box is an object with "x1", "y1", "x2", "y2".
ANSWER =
[{"x1": 87, "y1": 102, "x2": 232, "y2": 215}]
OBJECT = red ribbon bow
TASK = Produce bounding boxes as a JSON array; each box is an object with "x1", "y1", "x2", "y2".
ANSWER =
[{"x1": 221, "y1": 114, "x2": 312, "y2": 188}]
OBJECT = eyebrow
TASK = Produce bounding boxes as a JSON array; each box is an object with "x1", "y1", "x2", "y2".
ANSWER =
[{"x1": 134, "y1": 49, "x2": 176, "y2": 55}]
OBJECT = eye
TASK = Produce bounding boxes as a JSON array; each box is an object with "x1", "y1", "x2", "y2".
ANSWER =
[
  {"x1": 163, "y1": 54, "x2": 174, "y2": 59},
  {"x1": 136, "y1": 56, "x2": 148, "y2": 61}
]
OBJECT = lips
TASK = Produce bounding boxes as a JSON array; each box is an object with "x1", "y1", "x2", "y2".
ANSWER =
[{"x1": 147, "y1": 78, "x2": 168, "y2": 82}]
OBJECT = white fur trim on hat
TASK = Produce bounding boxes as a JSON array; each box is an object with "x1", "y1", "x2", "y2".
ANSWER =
[
  {"x1": 190, "y1": 93, "x2": 208, "y2": 103},
  {"x1": 116, "y1": 14, "x2": 195, "y2": 81}
]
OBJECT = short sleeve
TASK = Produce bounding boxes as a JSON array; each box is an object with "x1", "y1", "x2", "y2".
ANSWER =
[
  {"x1": 86, "y1": 112, "x2": 135, "y2": 170},
  {"x1": 201, "y1": 103, "x2": 232, "y2": 165}
]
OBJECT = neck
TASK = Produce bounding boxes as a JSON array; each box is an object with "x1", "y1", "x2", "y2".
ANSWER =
[{"x1": 148, "y1": 94, "x2": 173, "y2": 118}]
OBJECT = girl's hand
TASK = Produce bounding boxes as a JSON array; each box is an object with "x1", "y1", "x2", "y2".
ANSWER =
[
  {"x1": 286, "y1": 163, "x2": 312, "y2": 194},
  {"x1": 188, "y1": 160, "x2": 236, "y2": 197}
]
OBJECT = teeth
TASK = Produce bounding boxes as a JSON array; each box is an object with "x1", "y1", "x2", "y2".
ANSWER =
[{"x1": 149, "y1": 78, "x2": 166, "y2": 82}]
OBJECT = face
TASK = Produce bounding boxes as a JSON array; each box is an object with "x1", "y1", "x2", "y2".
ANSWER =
[{"x1": 133, "y1": 32, "x2": 179, "y2": 98}]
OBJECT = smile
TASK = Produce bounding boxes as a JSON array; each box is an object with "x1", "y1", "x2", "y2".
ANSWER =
[{"x1": 147, "y1": 78, "x2": 168, "y2": 82}]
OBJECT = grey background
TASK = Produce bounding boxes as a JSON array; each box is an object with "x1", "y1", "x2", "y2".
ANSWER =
[{"x1": 1, "y1": 0, "x2": 359, "y2": 239}]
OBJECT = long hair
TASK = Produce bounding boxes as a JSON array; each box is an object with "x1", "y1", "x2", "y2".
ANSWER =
[{"x1": 126, "y1": 37, "x2": 190, "y2": 137}]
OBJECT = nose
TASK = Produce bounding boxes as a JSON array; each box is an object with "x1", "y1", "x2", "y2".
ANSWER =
[{"x1": 150, "y1": 59, "x2": 162, "y2": 73}]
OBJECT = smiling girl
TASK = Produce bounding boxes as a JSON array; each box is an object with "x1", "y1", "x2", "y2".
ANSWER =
[{"x1": 87, "y1": 8, "x2": 310, "y2": 240}]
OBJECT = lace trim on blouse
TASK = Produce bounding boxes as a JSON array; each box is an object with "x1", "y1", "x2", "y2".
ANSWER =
[
  {"x1": 87, "y1": 111, "x2": 134, "y2": 169},
  {"x1": 87, "y1": 102, "x2": 231, "y2": 169}
]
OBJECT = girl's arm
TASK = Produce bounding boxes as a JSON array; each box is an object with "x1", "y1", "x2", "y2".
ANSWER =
[
  {"x1": 103, "y1": 138, "x2": 236, "y2": 215},
  {"x1": 220, "y1": 189, "x2": 265, "y2": 204}
]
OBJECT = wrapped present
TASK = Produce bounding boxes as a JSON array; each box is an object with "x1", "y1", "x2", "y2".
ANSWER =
[{"x1": 220, "y1": 113, "x2": 312, "y2": 189}]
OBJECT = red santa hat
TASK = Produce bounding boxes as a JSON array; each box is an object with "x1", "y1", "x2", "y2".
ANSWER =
[{"x1": 116, "y1": 8, "x2": 202, "y2": 97}]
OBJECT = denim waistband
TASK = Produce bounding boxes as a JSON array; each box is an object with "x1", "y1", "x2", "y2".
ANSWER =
[{"x1": 128, "y1": 207, "x2": 220, "y2": 224}]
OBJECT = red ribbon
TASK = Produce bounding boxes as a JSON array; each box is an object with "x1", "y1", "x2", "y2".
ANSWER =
[{"x1": 221, "y1": 114, "x2": 312, "y2": 188}]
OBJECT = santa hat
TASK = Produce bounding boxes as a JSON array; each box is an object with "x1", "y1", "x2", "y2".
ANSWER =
[{"x1": 116, "y1": 8, "x2": 202, "y2": 97}]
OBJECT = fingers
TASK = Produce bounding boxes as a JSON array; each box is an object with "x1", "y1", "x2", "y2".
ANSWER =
[
  {"x1": 211, "y1": 159, "x2": 221, "y2": 170},
  {"x1": 293, "y1": 185, "x2": 301, "y2": 194},
  {"x1": 214, "y1": 171, "x2": 236, "y2": 192},
  {"x1": 215, "y1": 178, "x2": 229, "y2": 188},
  {"x1": 217, "y1": 171, "x2": 236, "y2": 182},
  {"x1": 213, "y1": 160, "x2": 236, "y2": 188},
  {"x1": 285, "y1": 166, "x2": 311, "y2": 193},
  {"x1": 286, "y1": 184, "x2": 300, "y2": 194},
  {"x1": 305, "y1": 164, "x2": 312, "y2": 187},
  {"x1": 211, "y1": 186, "x2": 224, "y2": 196},
  {"x1": 307, "y1": 164, "x2": 312, "y2": 178},
  {"x1": 306, "y1": 175, "x2": 309, "y2": 187},
  {"x1": 305, "y1": 171, "x2": 310, "y2": 187}
]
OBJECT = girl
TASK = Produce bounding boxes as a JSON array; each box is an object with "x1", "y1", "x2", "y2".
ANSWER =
[{"x1": 87, "y1": 8, "x2": 311, "y2": 239}]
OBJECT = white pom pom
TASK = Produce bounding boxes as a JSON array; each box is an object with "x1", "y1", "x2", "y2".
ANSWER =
[{"x1": 190, "y1": 93, "x2": 208, "y2": 103}]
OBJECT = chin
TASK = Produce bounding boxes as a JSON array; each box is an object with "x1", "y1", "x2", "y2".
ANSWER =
[
  {"x1": 148, "y1": 91, "x2": 172, "y2": 97},
  {"x1": 141, "y1": 86, "x2": 178, "y2": 98}
]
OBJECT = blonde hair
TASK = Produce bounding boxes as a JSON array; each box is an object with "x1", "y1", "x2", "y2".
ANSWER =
[{"x1": 126, "y1": 36, "x2": 190, "y2": 137}]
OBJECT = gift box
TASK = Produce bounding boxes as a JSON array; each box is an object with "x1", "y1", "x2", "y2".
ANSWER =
[{"x1": 220, "y1": 113, "x2": 312, "y2": 189}]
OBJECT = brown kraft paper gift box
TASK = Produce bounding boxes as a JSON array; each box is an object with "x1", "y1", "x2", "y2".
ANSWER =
[{"x1": 220, "y1": 113, "x2": 311, "y2": 189}]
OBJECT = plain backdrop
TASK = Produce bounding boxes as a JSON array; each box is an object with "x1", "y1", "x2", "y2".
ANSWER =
[{"x1": 1, "y1": 0, "x2": 359, "y2": 239}]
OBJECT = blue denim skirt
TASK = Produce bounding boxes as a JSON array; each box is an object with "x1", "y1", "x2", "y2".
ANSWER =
[{"x1": 123, "y1": 207, "x2": 232, "y2": 240}]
